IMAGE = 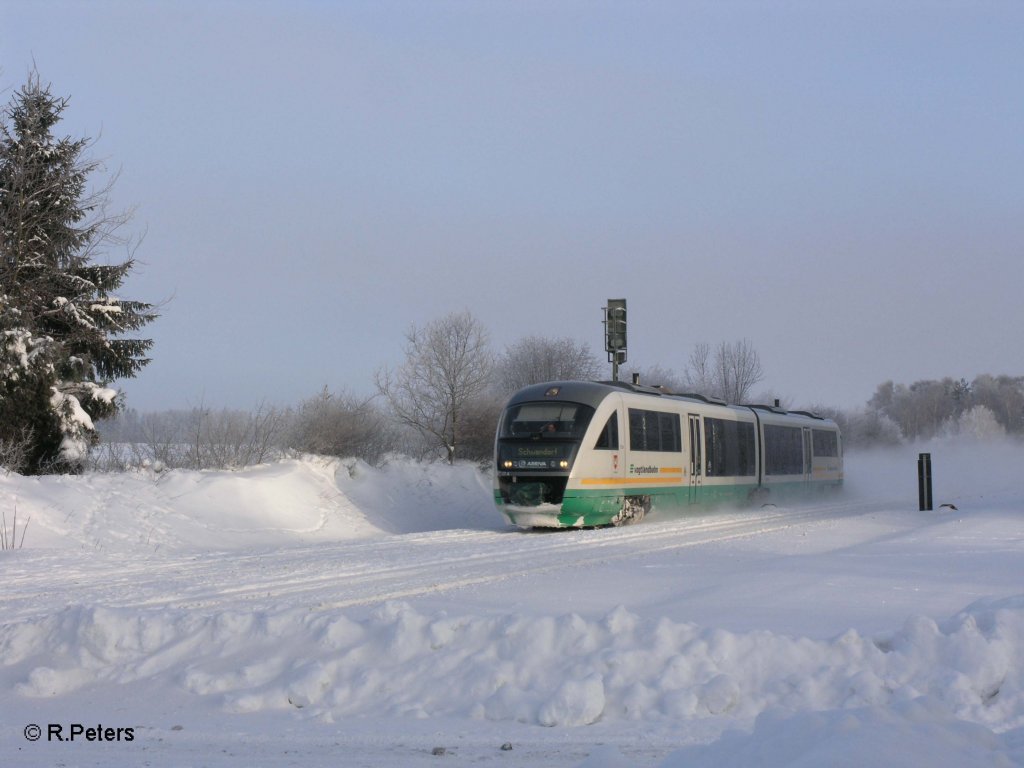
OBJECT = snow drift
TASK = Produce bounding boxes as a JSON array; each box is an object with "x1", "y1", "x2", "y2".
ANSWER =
[
  {"x1": 3, "y1": 596, "x2": 1023, "y2": 732},
  {"x1": 1, "y1": 456, "x2": 499, "y2": 552}
]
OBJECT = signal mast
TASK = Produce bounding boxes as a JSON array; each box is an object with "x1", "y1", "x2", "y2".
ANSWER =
[{"x1": 603, "y1": 298, "x2": 627, "y2": 382}]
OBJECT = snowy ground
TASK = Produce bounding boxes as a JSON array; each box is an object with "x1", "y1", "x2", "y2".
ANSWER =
[{"x1": 2, "y1": 441, "x2": 1023, "y2": 767}]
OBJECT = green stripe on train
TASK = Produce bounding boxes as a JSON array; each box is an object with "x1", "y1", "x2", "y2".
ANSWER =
[
  {"x1": 561, "y1": 483, "x2": 753, "y2": 518},
  {"x1": 496, "y1": 479, "x2": 842, "y2": 527}
]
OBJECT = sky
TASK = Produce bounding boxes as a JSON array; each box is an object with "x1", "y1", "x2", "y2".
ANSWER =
[{"x1": 1, "y1": 0, "x2": 1021, "y2": 412}]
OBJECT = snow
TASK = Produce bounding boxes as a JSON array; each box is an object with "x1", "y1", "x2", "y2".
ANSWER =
[
  {"x1": 1, "y1": 440, "x2": 1023, "y2": 766},
  {"x1": 1, "y1": 328, "x2": 32, "y2": 373},
  {"x1": 89, "y1": 302, "x2": 123, "y2": 315},
  {"x1": 85, "y1": 382, "x2": 119, "y2": 406},
  {"x1": 48, "y1": 387, "x2": 95, "y2": 464}
]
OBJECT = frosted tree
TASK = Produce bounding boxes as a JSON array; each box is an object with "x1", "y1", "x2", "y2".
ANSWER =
[
  {"x1": 954, "y1": 405, "x2": 1005, "y2": 441},
  {"x1": 0, "y1": 72, "x2": 155, "y2": 472},
  {"x1": 971, "y1": 374, "x2": 1024, "y2": 434},
  {"x1": 495, "y1": 335, "x2": 602, "y2": 394},
  {"x1": 375, "y1": 311, "x2": 493, "y2": 464}
]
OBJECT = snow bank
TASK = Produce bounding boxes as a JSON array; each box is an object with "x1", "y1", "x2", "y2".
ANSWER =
[
  {"x1": 0, "y1": 456, "x2": 498, "y2": 551},
  {"x1": 334, "y1": 457, "x2": 501, "y2": 534},
  {"x1": 3, "y1": 595, "x2": 1024, "y2": 735}
]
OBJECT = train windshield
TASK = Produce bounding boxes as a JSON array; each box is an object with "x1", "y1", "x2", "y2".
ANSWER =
[{"x1": 500, "y1": 402, "x2": 595, "y2": 439}]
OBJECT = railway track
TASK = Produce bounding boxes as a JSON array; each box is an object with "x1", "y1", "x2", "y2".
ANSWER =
[{"x1": 2, "y1": 497, "x2": 885, "y2": 622}]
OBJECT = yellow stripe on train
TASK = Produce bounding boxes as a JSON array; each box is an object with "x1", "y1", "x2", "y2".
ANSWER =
[{"x1": 580, "y1": 476, "x2": 684, "y2": 486}]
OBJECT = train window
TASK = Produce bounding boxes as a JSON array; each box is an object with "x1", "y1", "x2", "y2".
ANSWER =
[
  {"x1": 764, "y1": 425, "x2": 804, "y2": 475},
  {"x1": 500, "y1": 402, "x2": 595, "y2": 439},
  {"x1": 594, "y1": 413, "x2": 619, "y2": 450},
  {"x1": 812, "y1": 429, "x2": 839, "y2": 458},
  {"x1": 704, "y1": 418, "x2": 756, "y2": 477},
  {"x1": 628, "y1": 409, "x2": 681, "y2": 452}
]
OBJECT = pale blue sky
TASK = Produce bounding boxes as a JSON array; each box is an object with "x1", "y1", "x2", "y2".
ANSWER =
[{"x1": 2, "y1": 1, "x2": 1021, "y2": 411}]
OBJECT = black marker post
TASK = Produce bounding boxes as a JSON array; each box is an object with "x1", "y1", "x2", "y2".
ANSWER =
[{"x1": 918, "y1": 452, "x2": 933, "y2": 511}]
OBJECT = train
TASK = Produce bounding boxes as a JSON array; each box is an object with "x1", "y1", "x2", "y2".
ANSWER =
[{"x1": 493, "y1": 379, "x2": 843, "y2": 528}]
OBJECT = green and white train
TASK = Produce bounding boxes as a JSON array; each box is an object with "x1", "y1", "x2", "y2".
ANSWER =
[{"x1": 493, "y1": 380, "x2": 843, "y2": 528}]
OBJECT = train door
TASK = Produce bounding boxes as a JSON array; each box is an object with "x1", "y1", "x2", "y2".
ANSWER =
[
  {"x1": 590, "y1": 397, "x2": 625, "y2": 484},
  {"x1": 688, "y1": 414, "x2": 703, "y2": 503},
  {"x1": 802, "y1": 427, "x2": 813, "y2": 482}
]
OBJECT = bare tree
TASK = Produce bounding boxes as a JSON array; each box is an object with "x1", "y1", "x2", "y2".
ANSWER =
[
  {"x1": 681, "y1": 339, "x2": 764, "y2": 403},
  {"x1": 183, "y1": 402, "x2": 288, "y2": 469},
  {"x1": 375, "y1": 311, "x2": 493, "y2": 464},
  {"x1": 682, "y1": 342, "x2": 714, "y2": 394},
  {"x1": 496, "y1": 335, "x2": 602, "y2": 394},
  {"x1": 139, "y1": 410, "x2": 187, "y2": 468},
  {"x1": 452, "y1": 392, "x2": 506, "y2": 463},
  {"x1": 715, "y1": 339, "x2": 764, "y2": 404},
  {"x1": 286, "y1": 387, "x2": 398, "y2": 464}
]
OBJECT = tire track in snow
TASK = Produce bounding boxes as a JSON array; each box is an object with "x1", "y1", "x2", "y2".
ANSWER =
[
  {"x1": 313, "y1": 499, "x2": 883, "y2": 609},
  {"x1": 2, "y1": 498, "x2": 881, "y2": 620}
]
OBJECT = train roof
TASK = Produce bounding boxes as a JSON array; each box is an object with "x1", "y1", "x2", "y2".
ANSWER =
[
  {"x1": 504, "y1": 380, "x2": 838, "y2": 428},
  {"x1": 504, "y1": 380, "x2": 625, "y2": 410}
]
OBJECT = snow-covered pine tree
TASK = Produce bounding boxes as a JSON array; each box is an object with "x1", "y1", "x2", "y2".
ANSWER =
[{"x1": 0, "y1": 71, "x2": 155, "y2": 473}]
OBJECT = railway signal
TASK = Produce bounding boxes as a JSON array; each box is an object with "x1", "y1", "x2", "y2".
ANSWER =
[{"x1": 604, "y1": 298, "x2": 627, "y2": 381}]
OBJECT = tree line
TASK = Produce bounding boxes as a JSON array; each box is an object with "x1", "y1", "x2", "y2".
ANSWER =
[
  {"x1": 91, "y1": 318, "x2": 604, "y2": 470},
  {"x1": 93, "y1": 307, "x2": 1024, "y2": 473},
  {"x1": 860, "y1": 375, "x2": 1023, "y2": 443},
  {"x1": 87, "y1": 311, "x2": 777, "y2": 470}
]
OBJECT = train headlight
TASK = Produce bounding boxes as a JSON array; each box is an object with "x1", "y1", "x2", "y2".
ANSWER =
[
  {"x1": 559, "y1": 460, "x2": 569, "y2": 469},
  {"x1": 502, "y1": 460, "x2": 513, "y2": 469}
]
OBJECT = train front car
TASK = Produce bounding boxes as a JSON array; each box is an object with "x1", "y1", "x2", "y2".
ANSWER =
[
  {"x1": 493, "y1": 380, "x2": 845, "y2": 529},
  {"x1": 494, "y1": 382, "x2": 621, "y2": 528}
]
